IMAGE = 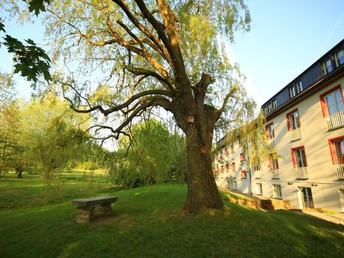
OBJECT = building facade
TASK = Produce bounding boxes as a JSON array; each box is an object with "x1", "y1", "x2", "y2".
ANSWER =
[{"x1": 214, "y1": 39, "x2": 344, "y2": 212}]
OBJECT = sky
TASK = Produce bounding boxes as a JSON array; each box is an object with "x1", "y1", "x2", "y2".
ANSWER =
[{"x1": 1, "y1": 0, "x2": 344, "y2": 107}]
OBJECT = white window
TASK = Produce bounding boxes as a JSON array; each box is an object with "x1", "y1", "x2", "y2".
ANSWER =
[
  {"x1": 292, "y1": 147, "x2": 307, "y2": 168},
  {"x1": 266, "y1": 123, "x2": 275, "y2": 140},
  {"x1": 330, "y1": 137, "x2": 344, "y2": 164},
  {"x1": 289, "y1": 81, "x2": 303, "y2": 98},
  {"x1": 322, "y1": 58, "x2": 333, "y2": 75},
  {"x1": 256, "y1": 183, "x2": 263, "y2": 195},
  {"x1": 287, "y1": 110, "x2": 300, "y2": 130},
  {"x1": 273, "y1": 184, "x2": 282, "y2": 198},
  {"x1": 335, "y1": 49, "x2": 344, "y2": 67},
  {"x1": 335, "y1": 140, "x2": 344, "y2": 164},
  {"x1": 323, "y1": 88, "x2": 344, "y2": 116}
]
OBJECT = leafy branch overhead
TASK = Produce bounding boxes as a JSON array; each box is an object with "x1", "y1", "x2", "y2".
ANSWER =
[{"x1": 0, "y1": 0, "x2": 52, "y2": 82}]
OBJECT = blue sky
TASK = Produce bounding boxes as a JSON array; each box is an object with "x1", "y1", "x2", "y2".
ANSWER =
[
  {"x1": 231, "y1": 0, "x2": 344, "y2": 106},
  {"x1": 1, "y1": 0, "x2": 344, "y2": 107}
]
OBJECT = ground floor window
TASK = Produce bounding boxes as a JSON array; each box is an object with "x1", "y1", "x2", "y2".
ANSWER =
[
  {"x1": 339, "y1": 189, "x2": 344, "y2": 212},
  {"x1": 227, "y1": 176, "x2": 237, "y2": 190},
  {"x1": 256, "y1": 183, "x2": 263, "y2": 195},
  {"x1": 273, "y1": 184, "x2": 282, "y2": 198},
  {"x1": 300, "y1": 187, "x2": 314, "y2": 209}
]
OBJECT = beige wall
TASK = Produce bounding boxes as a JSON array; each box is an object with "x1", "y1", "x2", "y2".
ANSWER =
[
  {"x1": 256, "y1": 77, "x2": 344, "y2": 211},
  {"x1": 215, "y1": 77, "x2": 344, "y2": 212}
]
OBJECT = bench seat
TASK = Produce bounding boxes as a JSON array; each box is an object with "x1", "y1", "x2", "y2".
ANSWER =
[{"x1": 71, "y1": 196, "x2": 118, "y2": 223}]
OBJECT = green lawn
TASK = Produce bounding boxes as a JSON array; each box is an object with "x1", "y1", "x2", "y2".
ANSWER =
[{"x1": 0, "y1": 173, "x2": 343, "y2": 258}]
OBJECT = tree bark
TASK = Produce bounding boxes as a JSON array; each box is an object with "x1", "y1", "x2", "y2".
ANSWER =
[
  {"x1": 183, "y1": 119, "x2": 224, "y2": 213},
  {"x1": 17, "y1": 169, "x2": 23, "y2": 179}
]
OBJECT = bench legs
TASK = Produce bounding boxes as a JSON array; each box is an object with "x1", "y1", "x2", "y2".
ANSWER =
[
  {"x1": 75, "y1": 203, "x2": 113, "y2": 223},
  {"x1": 99, "y1": 203, "x2": 112, "y2": 216},
  {"x1": 76, "y1": 206, "x2": 95, "y2": 223}
]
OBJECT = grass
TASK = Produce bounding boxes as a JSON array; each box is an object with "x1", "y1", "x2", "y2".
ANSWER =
[{"x1": 0, "y1": 172, "x2": 344, "y2": 258}]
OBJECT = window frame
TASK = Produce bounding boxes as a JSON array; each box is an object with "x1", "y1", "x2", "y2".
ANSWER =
[
  {"x1": 273, "y1": 184, "x2": 283, "y2": 198},
  {"x1": 286, "y1": 108, "x2": 301, "y2": 131},
  {"x1": 241, "y1": 170, "x2": 247, "y2": 179},
  {"x1": 291, "y1": 146, "x2": 308, "y2": 168},
  {"x1": 256, "y1": 183, "x2": 263, "y2": 195},
  {"x1": 289, "y1": 81, "x2": 303, "y2": 98},
  {"x1": 328, "y1": 136, "x2": 344, "y2": 164},
  {"x1": 269, "y1": 154, "x2": 279, "y2": 170},
  {"x1": 265, "y1": 122, "x2": 275, "y2": 140},
  {"x1": 231, "y1": 162, "x2": 235, "y2": 173},
  {"x1": 335, "y1": 49, "x2": 344, "y2": 67},
  {"x1": 322, "y1": 57, "x2": 334, "y2": 75},
  {"x1": 320, "y1": 85, "x2": 344, "y2": 117}
]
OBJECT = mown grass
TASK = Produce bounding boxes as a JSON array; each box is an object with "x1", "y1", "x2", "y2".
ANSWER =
[{"x1": 0, "y1": 172, "x2": 343, "y2": 258}]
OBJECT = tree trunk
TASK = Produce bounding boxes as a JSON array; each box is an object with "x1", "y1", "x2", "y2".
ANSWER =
[
  {"x1": 183, "y1": 122, "x2": 223, "y2": 213},
  {"x1": 17, "y1": 169, "x2": 23, "y2": 179}
]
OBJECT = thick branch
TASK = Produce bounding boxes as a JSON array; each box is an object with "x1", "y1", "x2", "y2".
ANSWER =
[
  {"x1": 64, "y1": 85, "x2": 172, "y2": 117},
  {"x1": 125, "y1": 66, "x2": 173, "y2": 91},
  {"x1": 112, "y1": 0, "x2": 173, "y2": 66}
]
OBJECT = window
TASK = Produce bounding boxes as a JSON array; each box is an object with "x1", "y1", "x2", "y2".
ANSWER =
[
  {"x1": 292, "y1": 146, "x2": 308, "y2": 168},
  {"x1": 273, "y1": 184, "x2": 282, "y2": 198},
  {"x1": 289, "y1": 81, "x2": 303, "y2": 98},
  {"x1": 296, "y1": 81, "x2": 303, "y2": 92},
  {"x1": 264, "y1": 99, "x2": 278, "y2": 114},
  {"x1": 320, "y1": 86, "x2": 344, "y2": 116},
  {"x1": 231, "y1": 162, "x2": 236, "y2": 173},
  {"x1": 225, "y1": 163, "x2": 229, "y2": 173},
  {"x1": 240, "y1": 153, "x2": 245, "y2": 161},
  {"x1": 286, "y1": 109, "x2": 301, "y2": 131},
  {"x1": 266, "y1": 123, "x2": 275, "y2": 140},
  {"x1": 269, "y1": 154, "x2": 279, "y2": 170},
  {"x1": 322, "y1": 58, "x2": 333, "y2": 75},
  {"x1": 241, "y1": 170, "x2": 247, "y2": 179},
  {"x1": 335, "y1": 49, "x2": 344, "y2": 67},
  {"x1": 253, "y1": 159, "x2": 261, "y2": 171},
  {"x1": 329, "y1": 136, "x2": 344, "y2": 164},
  {"x1": 272, "y1": 99, "x2": 277, "y2": 109},
  {"x1": 256, "y1": 183, "x2": 263, "y2": 195},
  {"x1": 289, "y1": 85, "x2": 297, "y2": 98},
  {"x1": 230, "y1": 144, "x2": 234, "y2": 154}
]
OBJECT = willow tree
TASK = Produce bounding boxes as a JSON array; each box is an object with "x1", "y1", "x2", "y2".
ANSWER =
[{"x1": 39, "y1": 0, "x2": 252, "y2": 213}]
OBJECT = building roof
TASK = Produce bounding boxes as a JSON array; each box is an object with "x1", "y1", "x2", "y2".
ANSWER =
[{"x1": 261, "y1": 38, "x2": 344, "y2": 120}]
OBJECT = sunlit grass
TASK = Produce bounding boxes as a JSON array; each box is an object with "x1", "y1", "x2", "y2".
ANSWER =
[{"x1": 0, "y1": 173, "x2": 343, "y2": 257}]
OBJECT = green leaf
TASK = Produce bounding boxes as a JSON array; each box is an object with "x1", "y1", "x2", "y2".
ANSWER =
[
  {"x1": 0, "y1": 21, "x2": 5, "y2": 33},
  {"x1": 27, "y1": 0, "x2": 51, "y2": 16}
]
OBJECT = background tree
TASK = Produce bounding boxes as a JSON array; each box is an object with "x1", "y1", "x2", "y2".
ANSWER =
[
  {"x1": 6, "y1": 0, "x2": 253, "y2": 213},
  {"x1": 107, "y1": 118, "x2": 186, "y2": 188},
  {"x1": 20, "y1": 93, "x2": 87, "y2": 181},
  {"x1": 0, "y1": 100, "x2": 22, "y2": 177}
]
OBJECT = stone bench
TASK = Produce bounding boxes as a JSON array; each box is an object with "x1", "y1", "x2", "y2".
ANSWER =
[{"x1": 71, "y1": 196, "x2": 118, "y2": 223}]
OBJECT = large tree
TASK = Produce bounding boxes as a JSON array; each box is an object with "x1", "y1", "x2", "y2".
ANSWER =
[{"x1": 9, "y1": 0, "x2": 253, "y2": 213}]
